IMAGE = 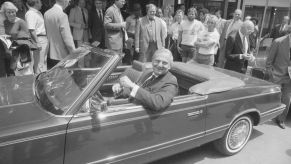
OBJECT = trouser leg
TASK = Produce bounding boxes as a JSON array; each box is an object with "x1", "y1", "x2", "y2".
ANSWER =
[{"x1": 277, "y1": 82, "x2": 291, "y2": 122}]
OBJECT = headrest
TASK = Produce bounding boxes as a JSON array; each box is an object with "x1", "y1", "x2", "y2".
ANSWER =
[
  {"x1": 189, "y1": 77, "x2": 245, "y2": 95},
  {"x1": 132, "y1": 60, "x2": 152, "y2": 71}
]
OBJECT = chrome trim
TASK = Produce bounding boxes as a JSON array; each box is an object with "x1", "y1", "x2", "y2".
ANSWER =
[
  {"x1": 206, "y1": 91, "x2": 281, "y2": 107},
  {"x1": 0, "y1": 130, "x2": 66, "y2": 147},
  {"x1": 0, "y1": 101, "x2": 33, "y2": 109},
  {"x1": 205, "y1": 124, "x2": 229, "y2": 135},
  {"x1": 187, "y1": 110, "x2": 203, "y2": 117},
  {"x1": 68, "y1": 105, "x2": 206, "y2": 133},
  {"x1": 260, "y1": 104, "x2": 286, "y2": 117}
]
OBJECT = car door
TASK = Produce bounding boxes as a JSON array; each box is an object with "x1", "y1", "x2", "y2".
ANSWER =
[{"x1": 64, "y1": 94, "x2": 207, "y2": 164}]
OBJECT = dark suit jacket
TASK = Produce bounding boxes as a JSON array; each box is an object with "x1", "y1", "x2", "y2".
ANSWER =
[
  {"x1": 271, "y1": 24, "x2": 288, "y2": 40},
  {"x1": 120, "y1": 69, "x2": 178, "y2": 111},
  {"x1": 224, "y1": 31, "x2": 249, "y2": 73},
  {"x1": 266, "y1": 35, "x2": 291, "y2": 84},
  {"x1": 89, "y1": 8, "x2": 105, "y2": 48}
]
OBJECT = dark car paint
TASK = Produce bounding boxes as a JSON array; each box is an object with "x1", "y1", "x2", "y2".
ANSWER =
[{"x1": 0, "y1": 52, "x2": 285, "y2": 164}]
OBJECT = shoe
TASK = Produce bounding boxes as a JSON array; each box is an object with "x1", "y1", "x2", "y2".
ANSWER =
[{"x1": 276, "y1": 120, "x2": 286, "y2": 129}]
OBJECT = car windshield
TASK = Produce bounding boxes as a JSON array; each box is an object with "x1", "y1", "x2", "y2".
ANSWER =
[{"x1": 34, "y1": 49, "x2": 114, "y2": 115}]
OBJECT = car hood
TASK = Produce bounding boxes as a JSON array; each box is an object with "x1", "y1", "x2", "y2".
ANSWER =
[
  {"x1": 0, "y1": 75, "x2": 35, "y2": 106},
  {"x1": 0, "y1": 75, "x2": 54, "y2": 134}
]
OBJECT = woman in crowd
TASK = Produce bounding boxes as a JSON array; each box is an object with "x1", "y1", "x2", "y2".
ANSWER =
[
  {"x1": 0, "y1": 7, "x2": 13, "y2": 78},
  {"x1": 199, "y1": 8, "x2": 209, "y2": 28},
  {"x1": 2, "y1": 1, "x2": 36, "y2": 76},
  {"x1": 162, "y1": 5, "x2": 173, "y2": 29},
  {"x1": 125, "y1": 3, "x2": 141, "y2": 63},
  {"x1": 161, "y1": 5, "x2": 173, "y2": 49},
  {"x1": 168, "y1": 9, "x2": 184, "y2": 61},
  {"x1": 192, "y1": 14, "x2": 220, "y2": 65}
]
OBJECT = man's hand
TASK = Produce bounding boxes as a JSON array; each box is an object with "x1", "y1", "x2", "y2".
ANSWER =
[
  {"x1": 112, "y1": 83, "x2": 123, "y2": 94},
  {"x1": 242, "y1": 53, "x2": 255, "y2": 61},
  {"x1": 177, "y1": 45, "x2": 182, "y2": 53},
  {"x1": 120, "y1": 22, "x2": 126, "y2": 29},
  {"x1": 266, "y1": 67, "x2": 273, "y2": 81},
  {"x1": 119, "y1": 76, "x2": 135, "y2": 89},
  {"x1": 91, "y1": 41, "x2": 100, "y2": 47},
  {"x1": 72, "y1": 47, "x2": 88, "y2": 54}
]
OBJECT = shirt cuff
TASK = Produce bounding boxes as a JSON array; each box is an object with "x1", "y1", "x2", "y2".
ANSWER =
[
  {"x1": 130, "y1": 84, "x2": 139, "y2": 97},
  {"x1": 239, "y1": 54, "x2": 243, "y2": 59}
]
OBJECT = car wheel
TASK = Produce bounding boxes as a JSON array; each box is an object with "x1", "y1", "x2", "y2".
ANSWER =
[{"x1": 214, "y1": 115, "x2": 253, "y2": 156}]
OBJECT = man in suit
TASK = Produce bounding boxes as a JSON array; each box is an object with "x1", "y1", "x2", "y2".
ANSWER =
[
  {"x1": 224, "y1": 20, "x2": 255, "y2": 73},
  {"x1": 270, "y1": 16, "x2": 289, "y2": 41},
  {"x1": 69, "y1": 0, "x2": 89, "y2": 47},
  {"x1": 89, "y1": 0, "x2": 105, "y2": 48},
  {"x1": 217, "y1": 9, "x2": 243, "y2": 68},
  {"x1": 135, "y1": 4, "x2": 166, "y2": 62},
  {"x1": 44, "y1": 0, "x2": 86, "y2": 69},
  {"x1": 104, "y1": 0, "x2": 126, "y2": 53},
  {"x1": 112, "y1": 48, "x2": 178, "y2": 111},
  {"x1": 265, "y1": 25, "x2": 291, "y2": 129}
]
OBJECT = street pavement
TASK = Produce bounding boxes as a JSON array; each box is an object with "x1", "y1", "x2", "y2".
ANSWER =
[{"x1": 151, "y1": 114, "x2": 291, "y2": 164}]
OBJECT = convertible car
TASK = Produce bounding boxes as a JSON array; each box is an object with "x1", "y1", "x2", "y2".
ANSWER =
[{"x1": 0, "y1": 48, "x2": 285, "y2": 164}]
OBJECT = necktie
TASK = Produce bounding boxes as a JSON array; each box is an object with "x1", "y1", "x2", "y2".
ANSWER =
[
  {"x1": 81, "y1": 9, "x2": 87, "y2": 25},
  {"x1": 280, "y1": 24, "x2": 284, "y2": 32},
  {"x1": 99, "y1": 10, "x2": 103, "y2": 21},
  {"x1": 142, "y1": 75, "x2": 156, "y2": 88},
  {"x1": 243, "y1": 36, "x2": 246, "y2": 54}
]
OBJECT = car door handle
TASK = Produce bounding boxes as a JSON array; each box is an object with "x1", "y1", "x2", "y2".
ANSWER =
[{"x1": 187, "y1": 110, "x2": 203, "y2": 117}]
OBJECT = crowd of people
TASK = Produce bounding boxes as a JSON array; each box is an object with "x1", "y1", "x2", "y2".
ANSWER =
[
  {"x1": 0, "y1": 0, "x2": 290, "y2": 128},
  {"x1": 0, "y1": 0, "x2": 259, "y2": 77}
]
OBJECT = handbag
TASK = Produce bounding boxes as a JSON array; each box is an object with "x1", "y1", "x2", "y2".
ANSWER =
[{"x1": 250, "y1": 67, "x2": 270, "y2": 80}]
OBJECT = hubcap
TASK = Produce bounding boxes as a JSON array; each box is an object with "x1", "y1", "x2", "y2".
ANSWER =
[{"x1": 228, "y1": 120, "x2": 250, "y2": 150}]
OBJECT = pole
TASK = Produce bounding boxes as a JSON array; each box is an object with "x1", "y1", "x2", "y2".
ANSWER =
[
  {"x1": 256, "y1": 0, "x2": 269, "y2": 57},
  {"x1": 223, "y1": 0, "x2": 229, "y2": 19},
  {"x1": 237, "y1": 0, "x2": 242, "y2": 9}
]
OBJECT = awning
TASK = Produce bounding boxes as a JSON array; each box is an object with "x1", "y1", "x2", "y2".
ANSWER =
[{"x1": 245, "y1": 0, "x2": 290, "y2": 7}]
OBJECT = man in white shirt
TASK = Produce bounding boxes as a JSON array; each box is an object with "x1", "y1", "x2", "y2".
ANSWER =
[
  {"x1": 177, "y1": 7, "x2": 204, "y2": 62},
  {"x1": 26, "y1": 0, "x2": 48, "y2": 73}
]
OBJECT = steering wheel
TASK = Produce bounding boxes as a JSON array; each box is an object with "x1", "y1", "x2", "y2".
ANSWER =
[{"x1": 95, "y1": 91, "x2": 104, "y2": 101}]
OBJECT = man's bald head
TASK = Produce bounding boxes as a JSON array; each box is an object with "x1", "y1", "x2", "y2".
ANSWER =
[
  {"x1": 233, "y1": 9, "x2": 242, "y2": 21},
  {"x1": 56, "y1": 0, "x2": 71, "y2": 9},
  {"x1": 240, "y1": 20, "x2": 255, "y2": 36},
  {"x1": 283, "y1": 16, "x2": 290, "y2": 24},
  {"x1": 152, "y1": 49, "x2": 173, "y2": 76},
  {"x1": 152, "y1": 49, "x2": 173, "y2": 65}
]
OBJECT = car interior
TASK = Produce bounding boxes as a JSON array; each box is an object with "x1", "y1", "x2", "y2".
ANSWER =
[{"x1": 76, "y1": 61, "x2": 207, "y2": 113}]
